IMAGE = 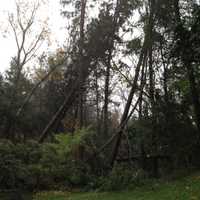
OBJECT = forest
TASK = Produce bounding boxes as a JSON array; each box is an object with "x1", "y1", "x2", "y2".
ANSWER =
[{"x1": 0, "y1": 0, "x2": 200, "y2": 199}]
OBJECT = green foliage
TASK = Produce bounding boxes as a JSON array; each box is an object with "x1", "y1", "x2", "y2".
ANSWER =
[
  {"x1": 0, "y1": 127, "x2": 95, "y2": 191},
  {"x1": 0, "y1": 140, "x2": 30, "y2": 190},
  {"x1": 53, "y1": 127, "x2": 94, "y2": 155},
  {"x1": 125, "y1": 38, "x2": 142, "y2": 55},
  {"x1": 35, "y1": 128, "x2": 95, "y2": 189},
  {"x1": 1, "y1": 0, "x2": 200, "y2": 195},
  {"x1": 98, "y1": 164, "x2": 147, "y2": 191},
  {"x1": 33, "y1": 172, "x2": 200, "y2": 200}
]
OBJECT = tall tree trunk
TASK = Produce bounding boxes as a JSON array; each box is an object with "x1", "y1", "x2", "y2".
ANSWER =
[
  {"x1": 95, "y1": 69, "x2": 100, "y2": 133},
  {"x1": 148, "y1": 0, "x2": 155, "y2": 108},
  {"x1": 147, "y1": 0, "x2": 159, "y2": 178},
  {"x1": 103, "y1": 50, "x2": 112, "y2": 136},
  {"x1": 102, "y1": 0, "x2": 121, "y2": 137},
  {"x1": 77, "y1": 0, "x2": 87, "y2": 128},
  {"x1": 139, "y1": 54, "x2": 147, "y2": 118},
  {"x1": 160, "y1": 47, "x2": 169, "y2": 105},
  {"x1": 186, "y1": 64, "x2": 200, "y2": 133}
]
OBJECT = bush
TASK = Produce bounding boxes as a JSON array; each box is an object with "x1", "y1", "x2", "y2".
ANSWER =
[
  {"x1": 0, "y1": 128, "x2": 95, "y2": 191},
  {"x1": 98, "y1": 164, "x2": 148, "y2": 191},
  {"x1": 0, "y1": 140, "x2": 29, "y2": 190}
]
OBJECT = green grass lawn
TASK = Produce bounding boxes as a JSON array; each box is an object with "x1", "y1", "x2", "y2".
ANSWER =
[{"x1": 33, "y1": 173, "x2": 200, "y2": 200}]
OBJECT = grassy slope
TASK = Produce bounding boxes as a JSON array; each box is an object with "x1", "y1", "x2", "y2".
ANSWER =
[{"x1": 34, "y1": 173, "x2": 200, "y2": 200}]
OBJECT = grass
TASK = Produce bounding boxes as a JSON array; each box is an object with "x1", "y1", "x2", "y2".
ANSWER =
[{"x1": 33, "y1": 173, "x2": 200, "y2": 200}]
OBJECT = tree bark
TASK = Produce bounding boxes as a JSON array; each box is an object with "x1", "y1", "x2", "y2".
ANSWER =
[
  {"x1": 102, "y1": 0, "x2": 120, "y2": 137},
  {"x1": 110, "y1": 40, "x2": 148, "y2": 167},
  {"x1": 110, "y1": 0, "x2": 156, "y2": 167},
  {"x1": 77, "y1": 0, "x2": 87, "y2": 128},
  {"x1": 103, "y1": 50, "x2": 112, "y2": 136}
]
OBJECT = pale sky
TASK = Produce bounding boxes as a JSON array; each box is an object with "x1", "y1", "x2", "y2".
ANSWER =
[
  {"x1": 0, "y1": 0, "x2": 140, "y2": 75},
  {"x1": 0, "y1": 0, "x2": 67, "y2": 73}
]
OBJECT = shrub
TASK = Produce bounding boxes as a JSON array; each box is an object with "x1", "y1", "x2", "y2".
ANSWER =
[
  {"x1": 98, "y1": 164, "x2": 148, "y2": 191},
  {"x1": 0, "y1": 127, "x2": 95, "y2": 191},
  {"x1": 0, "y1": 140, "x2": 29, "y2": 189}
]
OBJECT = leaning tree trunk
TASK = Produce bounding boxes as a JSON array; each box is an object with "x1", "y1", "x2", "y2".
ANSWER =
[
  {"x1": 39, "y1": 0, "x2": 88, "y2": 142},
  {"x1": 110, "y1": 40, "x2": 148, "y2": 167},
  {"x1": 110, "y1": 0, "x2": 156, "y2": 167}
]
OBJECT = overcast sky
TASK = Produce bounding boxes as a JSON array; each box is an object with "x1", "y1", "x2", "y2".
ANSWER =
[{"x1": 0, "y1": 0, "x2": 66, "y2": 73}]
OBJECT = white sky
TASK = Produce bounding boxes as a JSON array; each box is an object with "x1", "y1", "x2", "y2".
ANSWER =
[{"x1": 0, "y1": 0, "x2": 66, "y2": 73}]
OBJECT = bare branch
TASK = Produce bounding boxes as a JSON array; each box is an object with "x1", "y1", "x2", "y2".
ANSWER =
[
  {"x1": 26, "y1": 30, "x2": 45, "y2": 58},
  {"x1": 8, "y1": 15, "x2": 20, "y2": 51}
]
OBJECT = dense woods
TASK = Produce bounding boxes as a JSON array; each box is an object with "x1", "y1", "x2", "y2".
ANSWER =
[{"x1": 1, "y1": 0, "x2": 200, "y2": 193}]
